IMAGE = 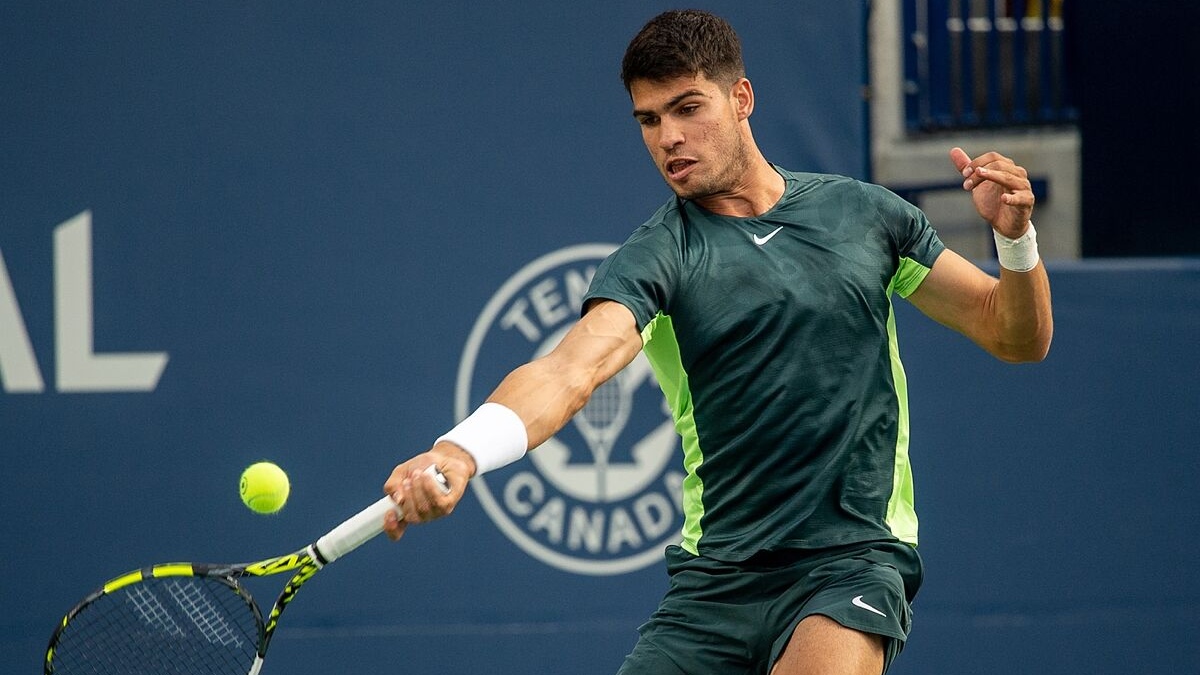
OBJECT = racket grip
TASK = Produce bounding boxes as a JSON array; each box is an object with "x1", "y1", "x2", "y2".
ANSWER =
[
  {"x1": 313, "y1": 496, "x2": 398, "y2": 564},
  {"x1": 313, "y1": 465, "x2": 448, "y2": 564}
]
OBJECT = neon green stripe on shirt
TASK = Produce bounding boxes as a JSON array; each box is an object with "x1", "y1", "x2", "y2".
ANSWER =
[
  {"x1": 641, "y1": 312, "x2": 705, "y2": 555},
  {"x1": 882, "y1": 255, "x2": 936, "y2": 545}
]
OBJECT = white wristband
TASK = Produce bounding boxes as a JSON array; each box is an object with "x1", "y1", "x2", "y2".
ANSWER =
[
  {"x1": 436, "y1": 402, "x2": 528, "y2": 475},
  {"x1": 994, "y1": 221, "x2": 1040, "y2": 272}
]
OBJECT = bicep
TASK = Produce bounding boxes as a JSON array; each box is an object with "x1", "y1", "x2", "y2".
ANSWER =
[{"x1": 905, "y1": 248, "x2": 999, "y2": 344}]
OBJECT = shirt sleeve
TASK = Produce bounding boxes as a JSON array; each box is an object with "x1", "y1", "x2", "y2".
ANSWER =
[
  {"x1": 865, "y1": 183, "x2": 946, "y2": 298},
  {"x1": 581, "y1": 219, "x2": 682, "y2": 331}
]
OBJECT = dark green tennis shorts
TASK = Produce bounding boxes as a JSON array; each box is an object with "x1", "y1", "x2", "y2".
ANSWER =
[{"x1": 616, "y1": 540, "x2": 923, "y2": 675}]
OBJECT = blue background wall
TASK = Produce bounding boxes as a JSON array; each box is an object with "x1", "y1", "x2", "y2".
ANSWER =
[{"x1": 3, "y1": 2, "x2": 1198, "y2": 674}]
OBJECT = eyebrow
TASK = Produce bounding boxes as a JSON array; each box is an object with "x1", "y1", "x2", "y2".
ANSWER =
[{"x1": 631, "y1": 89, "x2": 709, "y2": 118}]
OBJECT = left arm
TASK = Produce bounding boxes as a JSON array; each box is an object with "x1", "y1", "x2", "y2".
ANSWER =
[
  {"x1": 908, "y1": 249, "x2": 1051, "y2": 362},
  {"x1": 906, "y1": 148, "x2": 1053, "y2": 363}
]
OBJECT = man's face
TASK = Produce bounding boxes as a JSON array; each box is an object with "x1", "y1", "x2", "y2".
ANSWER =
[{"x1": 630, "y1": 73, "x2": 750, "y2": 202}]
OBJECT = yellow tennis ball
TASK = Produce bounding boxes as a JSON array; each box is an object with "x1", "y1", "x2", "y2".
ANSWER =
[{"x1": 239, "y1": 462, "x2": 290, "y2": 514}]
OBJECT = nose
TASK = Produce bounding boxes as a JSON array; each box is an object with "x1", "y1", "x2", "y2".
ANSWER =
[{"x1": 655, "y1": 117, "x2": 684, "y2": 151}]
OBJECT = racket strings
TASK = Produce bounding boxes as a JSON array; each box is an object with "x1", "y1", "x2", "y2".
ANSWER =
[
  {"x1": 50, "y1": 577, "x2": 260, "y2": 674},
  {"x1": 168, "y1": 580, "x2": 247, "y2": 648},
  {"x1": 126, "y1": 583, "x2": 186, "y2": 637}
]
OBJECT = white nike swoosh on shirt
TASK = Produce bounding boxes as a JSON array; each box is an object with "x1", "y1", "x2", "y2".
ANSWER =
[
  {"x1": 752, "y1": 226, "x2": 784, "y2": 246},
  {"x1": 852, "y1": 595, "x2": 888, "y2": 618}
]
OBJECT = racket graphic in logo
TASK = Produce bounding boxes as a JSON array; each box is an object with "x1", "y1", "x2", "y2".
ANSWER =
[
  {"x1": 457, "y1": 244, "x2": 684, "y2": 575},
  {"x1": 573, "y1": 360, "x2": 636, "y2": 502}
]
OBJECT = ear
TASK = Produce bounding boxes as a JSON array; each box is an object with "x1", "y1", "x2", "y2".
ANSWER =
[{"x1": 731, "y1": 78, "x2": 754, "y2": 121}]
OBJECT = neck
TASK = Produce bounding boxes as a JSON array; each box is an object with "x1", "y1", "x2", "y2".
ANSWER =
[{"x1": 694, "y1": 156, "x2": 785, "y2": 218}]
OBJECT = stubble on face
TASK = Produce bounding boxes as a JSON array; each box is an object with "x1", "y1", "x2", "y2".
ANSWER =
[
  {"x1": 632, "y1": 75, "x2": 752, "y2": 204},
  {"x1": 668, "y1": 123, "x2": 751, "y2": 203}
]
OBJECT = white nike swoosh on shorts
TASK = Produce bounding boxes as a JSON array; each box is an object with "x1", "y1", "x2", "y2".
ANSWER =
[{"x1": 851, "y1": 595, "x2": 888, "y2": 618}]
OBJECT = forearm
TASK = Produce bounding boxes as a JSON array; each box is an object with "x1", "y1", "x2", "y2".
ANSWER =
[
  {"x1": 989, "y1": 262, "x2": 1053, "y2": 362},
  {"x1": 487, "y1": 356, "x2": 594, "y2": 449},
  {"x1": 439, "y1": 300, "x2": 643, "y2": 477},
  {"x1": 909, "y1": 248, "x2": 1053, "y2": 363},
  {"x1": 489, "y1": 299, "x2": 642, "y2": 446},
  {"x1": 427, "y1": 358, "x2": 587, "y2": 479}
]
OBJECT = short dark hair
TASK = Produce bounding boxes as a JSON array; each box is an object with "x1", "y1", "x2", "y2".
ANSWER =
[{"x1": 620, "y1": 9, "x2": 746, "y2": 93}]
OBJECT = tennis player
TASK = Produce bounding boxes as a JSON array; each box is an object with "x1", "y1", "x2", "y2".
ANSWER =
[{"x1": 384, "y1": 9, "x2": 1053, "y2": 674}]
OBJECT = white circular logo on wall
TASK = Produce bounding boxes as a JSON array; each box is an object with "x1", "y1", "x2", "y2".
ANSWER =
[{"x1": 456, "y1": 244, "x2": 684, "y2": 575}]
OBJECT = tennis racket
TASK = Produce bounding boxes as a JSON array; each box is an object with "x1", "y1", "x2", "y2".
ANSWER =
[{"x1": 44, "y1": 465, "x2": 450, "y2": 675}]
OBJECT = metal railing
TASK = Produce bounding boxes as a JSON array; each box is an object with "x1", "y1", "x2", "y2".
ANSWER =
[{"x1": 903, "y1": 0, "x2": 1077, "y2": 131}]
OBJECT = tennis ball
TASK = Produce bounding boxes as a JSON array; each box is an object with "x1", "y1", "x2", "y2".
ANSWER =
[{"x1": 239, "y1": 461, "x2": 290, "y2": 514}]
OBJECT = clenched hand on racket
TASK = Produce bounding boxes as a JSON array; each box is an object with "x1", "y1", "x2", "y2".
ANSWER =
[{"x1": 382, "y1": 443, "x2": 476, "y2": 541}]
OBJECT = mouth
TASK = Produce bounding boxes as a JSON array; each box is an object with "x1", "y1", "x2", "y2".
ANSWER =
[{"x1": 665, "y1": 158, "x2": 697, "y2": 181}]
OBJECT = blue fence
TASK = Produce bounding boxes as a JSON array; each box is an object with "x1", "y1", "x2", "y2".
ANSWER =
[{"x1": 904, "y1": 0, "x2": 1077, "y2": 131}]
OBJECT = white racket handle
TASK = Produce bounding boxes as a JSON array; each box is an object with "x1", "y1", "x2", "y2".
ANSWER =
[{"x1": 312, "y1": 465, "x2": 448, "y2": 564}]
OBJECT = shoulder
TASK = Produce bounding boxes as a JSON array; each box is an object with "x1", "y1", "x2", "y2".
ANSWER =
[
  {"x1": 775, "y1": 166, "x2": 859, "y2": 191},
  {"x1": 775, "y1": 165, "x2": 891, "y2": 194},
  {"x1": 614, "y1": 197, "x2": 686, "y2": 254},
  {"x1": 775, "y1": 167, "x2": 905, "y2": 209},
  {"x1": 584, "y1": 198, "x2": 685, "y2": 325},
  {"x1": 632, "y1": 197, "x2": 684, "y2": 236},
  {"x1": 855, "y1": 180, "x2": 917, "y2": 214}
]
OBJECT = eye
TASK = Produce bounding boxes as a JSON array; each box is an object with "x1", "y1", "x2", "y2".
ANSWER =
[
  {"x1": 679, "y1": 103, "x2": 700, "y2": 115},
  {"x1": 636, "y1": 115, "x2": 658, "y2": 127}
]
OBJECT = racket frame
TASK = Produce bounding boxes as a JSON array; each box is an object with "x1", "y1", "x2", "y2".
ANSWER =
[{"x1": 44, "y1": 466, "x2": 448, "y2": 674}]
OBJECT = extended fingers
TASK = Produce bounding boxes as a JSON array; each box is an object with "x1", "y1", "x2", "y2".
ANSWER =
[
  {"x1": 948, "y1": 146, "x2": 972, "y2": 172},
  {"x1": 955, "y1": 149, "x2": 1027, "y2": 188},
  {"x1": 951, "y1": 147, "x2": 1035, "y2": 234},
  {"x1": 963, "y1": 160, "x2": 1029, "y2": 191},
  {"x1": 974, "y1": 165, "x2": 1034, "y2": 215}
]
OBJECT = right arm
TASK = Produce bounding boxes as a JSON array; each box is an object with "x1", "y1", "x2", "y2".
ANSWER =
[
  {"x1": 382, "y1": 299, "x2": 643, "y2": 539},
  {"x1": 485, "y1": 299, "x2": 645, "y2": 449}
]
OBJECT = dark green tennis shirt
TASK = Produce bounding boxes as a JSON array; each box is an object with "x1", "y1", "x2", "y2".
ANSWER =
[{"x1": 583, "y1": 168, "x2": 946, "y2": 561}]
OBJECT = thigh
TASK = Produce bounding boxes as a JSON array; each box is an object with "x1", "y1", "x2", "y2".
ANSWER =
[
  {"x1": 770, "y1": 614, "x2": 885, "y2": 675},
  {"x1": 768, "y1": 542, "x2": 922, "y2": 674}
]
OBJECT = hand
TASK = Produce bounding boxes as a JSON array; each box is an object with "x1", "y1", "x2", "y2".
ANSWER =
[
  {"x1": 382, "y1": 441, "x2": 476, "y2": 541},
  {"x1": 950, "y1": 147, "x2": 1034, "y2": 239}
]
